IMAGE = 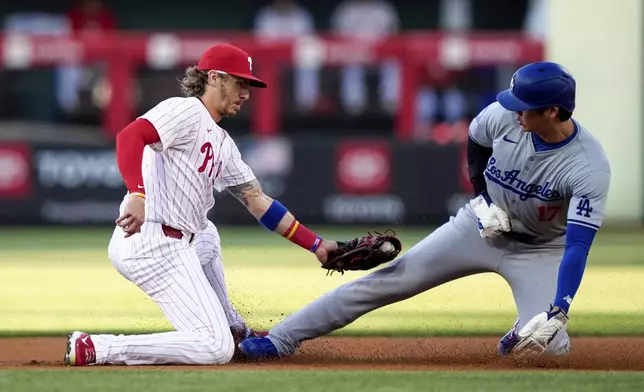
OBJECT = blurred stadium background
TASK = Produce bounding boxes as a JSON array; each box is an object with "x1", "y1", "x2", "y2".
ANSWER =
[{"x1": 0, "y1": 0, "x2": 642, "y2": 337}]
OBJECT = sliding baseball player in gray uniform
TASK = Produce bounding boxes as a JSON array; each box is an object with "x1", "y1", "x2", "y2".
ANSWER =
[{"x1": 239, "y1": 61, "x2": 611, "y2": 359}]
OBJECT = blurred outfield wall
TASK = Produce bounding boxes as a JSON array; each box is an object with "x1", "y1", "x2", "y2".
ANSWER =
[{"x1": 548, "y1": 0, "x2": 643, "y2": 224}]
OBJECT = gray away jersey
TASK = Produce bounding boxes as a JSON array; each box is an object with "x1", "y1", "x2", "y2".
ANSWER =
[{"x1": 469, "y1": 102, "x2": 611, "y2": 243}]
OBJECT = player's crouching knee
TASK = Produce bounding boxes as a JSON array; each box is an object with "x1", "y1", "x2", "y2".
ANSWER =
[
  {"x1": 545, "y1": 333, "x2": 571, "y2": 356},
  {"x1": 198, "y1": 332, "x2": 236, "y2": 365}
]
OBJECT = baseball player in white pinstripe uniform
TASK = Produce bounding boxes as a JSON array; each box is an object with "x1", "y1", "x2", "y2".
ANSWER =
[{"x1": 64, "y1": 43, "x2": 339, "y2": 366}]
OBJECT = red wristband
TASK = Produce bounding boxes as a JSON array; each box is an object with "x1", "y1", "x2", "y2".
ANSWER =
[{"x1": 284, "y1": 220, "x2": 322, "y2": 252}]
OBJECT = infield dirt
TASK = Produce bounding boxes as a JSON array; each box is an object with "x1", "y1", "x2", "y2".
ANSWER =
[{"x1": 1, "y1": 336, "x2": 643, "y2": 371}]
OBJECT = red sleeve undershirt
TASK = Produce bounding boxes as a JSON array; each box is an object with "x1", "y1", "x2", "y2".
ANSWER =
[{"x1": 116, "y1": 118, "x2": 161, "y2": 194}]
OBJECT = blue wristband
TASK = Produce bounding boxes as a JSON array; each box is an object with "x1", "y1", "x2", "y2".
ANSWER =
[
  {"x1": 310, "y1": 236, "x2": 323, "y2": 252},
  {"x1": 259, "y1": 199, "x2": 288, "y2": 232}
]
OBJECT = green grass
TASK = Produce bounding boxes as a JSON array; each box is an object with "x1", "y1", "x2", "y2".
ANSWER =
[
  {"x1": 1, "y1": 227, "x2": 643, "y2": 337},
  {"x1": 1, "y1": 370, "x2": 643, "y2": 392},
  {"x1": 1, "y1": 226, "x2": 437, "y2": 250},
  {"x1": 3, "y1": 225, "x2": 644, "y2": 264}
]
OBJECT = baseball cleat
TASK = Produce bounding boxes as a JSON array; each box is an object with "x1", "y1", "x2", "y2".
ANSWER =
[
  {"x1": 238, "y1": 337, "x2": 281, "y2": 359},
  {"x1": 231, "y1": 328, "x2": 270, "y2": 360},
  {"x1": 497, "y1": 326, "x2": 520, "y2": 357},
  {"x1": 64, "y1": 331, "x2": 96, "y2": 366}
]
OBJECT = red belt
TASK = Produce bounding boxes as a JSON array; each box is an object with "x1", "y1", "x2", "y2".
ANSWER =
[{"x1": 161, "y1": 224, "x2": 194, "y2": 243}]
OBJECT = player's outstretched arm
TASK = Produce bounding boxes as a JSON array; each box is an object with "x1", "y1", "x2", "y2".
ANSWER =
[{"x1": 226, "y1": 179, "x2": 338, "y2": 262}]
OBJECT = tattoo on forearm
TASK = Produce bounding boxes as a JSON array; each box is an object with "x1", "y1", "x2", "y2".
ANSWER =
[{"x1": 227, "y1": 179, "x2": 263, "y2": 206}]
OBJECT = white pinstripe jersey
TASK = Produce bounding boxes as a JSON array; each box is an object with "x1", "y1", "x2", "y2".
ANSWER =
[
  {"x1": 139, "y1": 97, "x2": 255, "y2": 234},
  {"x1": 469, "y1": 102, "x2": 611, "y2": 243}
]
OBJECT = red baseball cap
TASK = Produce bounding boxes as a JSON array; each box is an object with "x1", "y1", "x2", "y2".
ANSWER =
[{"x1": 197, "y1": 44, "x2": 267, "y2": 88}]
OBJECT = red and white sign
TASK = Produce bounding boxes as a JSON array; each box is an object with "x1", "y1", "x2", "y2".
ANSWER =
[
  {"x1": 335, "y1": 141, "x2": 391, "y2": 194},
  {"x1": 0, "y1": 143, "x2": 32, "y2": 199}
]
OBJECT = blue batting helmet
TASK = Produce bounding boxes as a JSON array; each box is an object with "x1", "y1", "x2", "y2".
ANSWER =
[{"x1": 496, "y1": 62, "x2": 576, "y2": 113}]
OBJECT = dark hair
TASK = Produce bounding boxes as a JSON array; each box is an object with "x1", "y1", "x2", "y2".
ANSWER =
[
  {"x1": 179, "y1": 66, "x2": 209, "y2": 97},
  {"x1": 537, "y1": 106, "x2": 573, "y2": 122}
]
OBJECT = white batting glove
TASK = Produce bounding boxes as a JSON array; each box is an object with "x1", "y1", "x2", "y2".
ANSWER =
[
  {"x1": 513, "y1": 306, "x2": 569, "y2": 359},
  {"x1": 469, "y1": 193, "x2": 511, "y2": 238}
]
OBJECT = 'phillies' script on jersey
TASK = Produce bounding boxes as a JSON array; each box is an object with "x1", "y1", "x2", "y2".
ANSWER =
[
  {"x1": 198, "y1": 142, "x2": 224, "y2": 179},
  {"x1": 139, "y1": 97, "x2": 255, "y2": 234}
]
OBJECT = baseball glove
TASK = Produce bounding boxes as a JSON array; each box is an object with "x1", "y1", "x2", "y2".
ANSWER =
[{"x1": 321, "y1": 230, "x2": 402, "y2": 275}]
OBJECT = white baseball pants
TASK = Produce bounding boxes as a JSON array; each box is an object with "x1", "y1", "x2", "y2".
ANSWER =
[
  {"x1": 91, "y1": 221, "x2": 241, "y2": 365},
  {"x1": 269, "y1": 204, "x2": 570, "y2": 356}
]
